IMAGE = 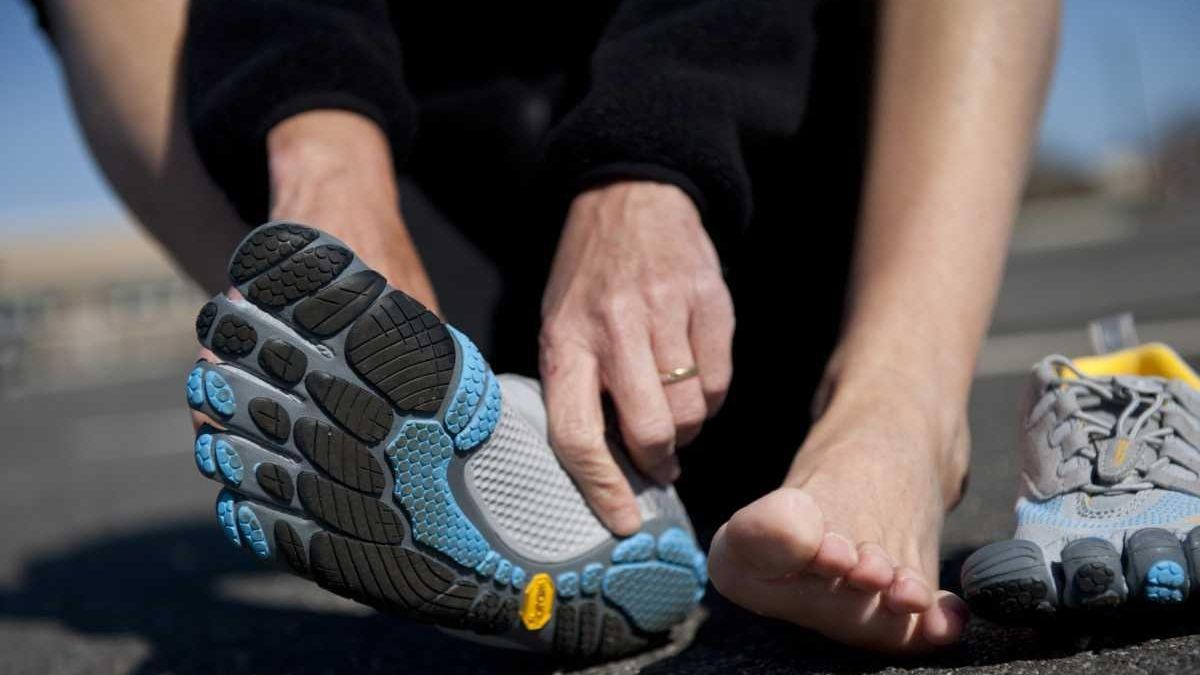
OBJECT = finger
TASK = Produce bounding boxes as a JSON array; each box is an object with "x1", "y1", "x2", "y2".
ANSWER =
[
  {"x1": 689, "y1": 280, "x2": 734, "y2": 416},
  {"x1": 603, "y1": 320, "x2": 677, "y2": 482},
  {"x1": 884, "y1": 566, "x2": 935, "y2": 614},
  {"x1": 541, "y1": 339, "x2": 641, "y2": 535},
  {"x1": 652, "y1": 307, "x2": 708, "y2": 448}
]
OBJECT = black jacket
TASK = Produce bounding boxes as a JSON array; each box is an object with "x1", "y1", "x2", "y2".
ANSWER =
[{"x1": 182, "y1": 1, "x2": 817, "y2": 238}]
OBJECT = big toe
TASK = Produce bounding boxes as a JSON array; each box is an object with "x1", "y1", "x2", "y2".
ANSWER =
[{"x1": 710, "y1": 486, "x2": 859, "y2": 591}]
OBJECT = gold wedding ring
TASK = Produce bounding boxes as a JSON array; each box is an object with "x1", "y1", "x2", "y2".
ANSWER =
[{"x1": 660, "y1": 365, "x2": 700, "y2": 385}]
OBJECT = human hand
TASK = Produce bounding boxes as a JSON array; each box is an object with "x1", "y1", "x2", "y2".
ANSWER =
[
  {"x1": 267, "y1": 109, "x2": 438, "y2": 312},
  {"x1": 539, "y1": 181, "x2": 735, "y2": 534},
  {"x1": 191, "y1": 110, "x2": 439, "y2": 436}
]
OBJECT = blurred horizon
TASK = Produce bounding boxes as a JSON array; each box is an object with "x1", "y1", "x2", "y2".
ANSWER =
[{"x1": 1, "y1": 0, "x2": 1199, "y2": 234}]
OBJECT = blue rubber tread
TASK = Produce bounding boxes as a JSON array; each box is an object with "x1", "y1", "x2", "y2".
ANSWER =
[
  {"x1": 186, "y1": 366, "x2": 205, "y2": 408},
  {"x1": 204, "y1": 369, "x2": 236, "y2": 418},
  {"x1": 612, "y1": 533, "x2": 656, "y2": 563},
  {"x1": 237, "y1": 505, "x2": 270, "y2": 558},
  {"x1": 385, "y1": 420, "x2": 490, "y2": 569},
  {"x1": 600, "y1": 528, "x2": 706, "y2": 633},
  {"x1": 1144, "y1": 560, "x2": 1187, "y2": 602},
  {"x1": 557, "y1": 572, "x2": 580, "y2": 599},
  {"x1": 215, "y1": 438, "x2": 244, "y2": 485},
  {"x1": 216, "y1": 490, "x2": 241, "y2": 548},
  {"x1": 454, "y1": 371, "x2": 501, "y2": 451},
  {"x1": 194, "y1": 433, "x2": 216, "y2": 475},
  {"x1": 443, "y1": 326, "x2": 488, "y2": 436},
  {"x1": 581, "y1": 563, "x2": 605, "y2": 596}
]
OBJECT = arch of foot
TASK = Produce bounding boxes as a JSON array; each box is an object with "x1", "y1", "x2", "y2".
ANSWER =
[{"x1": 385, "y1": 419, "x2": 526, "y2": 589}]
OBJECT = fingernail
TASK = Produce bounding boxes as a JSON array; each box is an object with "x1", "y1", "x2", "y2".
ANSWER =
[
  {"x1": 609, "y1": 504, "x2": 642, "y2": 536},
  {"x1": 652, "y1": 457, "x2": 682, "y2": 484}
]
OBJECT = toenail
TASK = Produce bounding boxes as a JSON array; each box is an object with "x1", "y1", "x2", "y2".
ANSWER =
[{"x1": 945, "y1": 596, "x2": 971, "y2": 624}]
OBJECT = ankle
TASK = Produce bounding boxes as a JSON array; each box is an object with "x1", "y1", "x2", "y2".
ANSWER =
[{"x1": 799, "y1": 366, "x2": 971, "y2": 507}]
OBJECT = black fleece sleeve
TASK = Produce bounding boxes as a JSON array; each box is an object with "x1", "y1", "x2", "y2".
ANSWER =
[
  {"x1": 185, "y1": 0, "x2": 416, "y2": 223},
  {"x1": 543, "y1": 0, "x2": 817, "y2": 240}
]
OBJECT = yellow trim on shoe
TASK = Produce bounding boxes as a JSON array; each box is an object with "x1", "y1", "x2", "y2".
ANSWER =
[{"x1": 1069, "y1": 342, "x2": 1200, "y2": 390}]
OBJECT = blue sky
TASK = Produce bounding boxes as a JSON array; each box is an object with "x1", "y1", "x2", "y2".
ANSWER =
[{"x1": 0, "y1": 0, "x2": 1198, "y2": 233}]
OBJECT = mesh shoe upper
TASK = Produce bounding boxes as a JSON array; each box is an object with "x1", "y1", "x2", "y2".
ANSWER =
[{"x1": 1015, "y1": 343, "x2": 1200, "y2": 557}]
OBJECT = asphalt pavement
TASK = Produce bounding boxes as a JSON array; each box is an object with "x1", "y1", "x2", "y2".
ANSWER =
[{"x1": 4, "y1": 198, "x2": 1200, "y2": 674}]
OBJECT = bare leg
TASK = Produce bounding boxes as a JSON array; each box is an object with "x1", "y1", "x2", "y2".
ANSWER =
[
  {"x1": 44, "y1": 0, "x2": 247, "y2": 294},
  {"x1": 708, "y1": 0, "x2": 1059, "y2": 652}
]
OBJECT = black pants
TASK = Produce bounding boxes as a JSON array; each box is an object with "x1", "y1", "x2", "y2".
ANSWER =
[{"x1": 399, "y1": 1, "x2": 877, "y2": 535}]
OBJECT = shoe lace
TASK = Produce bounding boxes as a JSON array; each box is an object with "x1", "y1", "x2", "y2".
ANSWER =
[{"x1": 1034, "y1": 356, "x2": 1190, "y2": 495}]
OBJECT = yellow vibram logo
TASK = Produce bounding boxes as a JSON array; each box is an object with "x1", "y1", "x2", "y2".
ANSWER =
[
  {"x1": 521, "y1": 573, "x2": 555, "y2": 631},
  {"x1": 1114, "y1": 438, "x2": 1129, "y2": 466}
]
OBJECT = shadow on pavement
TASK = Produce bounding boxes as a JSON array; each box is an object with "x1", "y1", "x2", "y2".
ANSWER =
[
  {"x1": 5, "y1": 520, "x2": 1200, "y2": 675},
  {"x1": 0, "y1": 520, "x2": 548, "y2": 675}
]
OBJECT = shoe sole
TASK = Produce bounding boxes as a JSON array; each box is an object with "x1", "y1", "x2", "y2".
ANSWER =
[
  {"x1": 187, "y1": 222, "x2": 706, "y2": 658},
  {"x1": 962, "y1": 527, "x2": 1200, "y2": 622}
]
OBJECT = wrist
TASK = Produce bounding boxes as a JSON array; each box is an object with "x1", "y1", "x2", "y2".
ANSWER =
[
  {"x1": 570, "y1": 180, "x2": 698, "y2": 221},
  {"x1": 267, "y1": 110, "x2": 396, "y2": 205}
]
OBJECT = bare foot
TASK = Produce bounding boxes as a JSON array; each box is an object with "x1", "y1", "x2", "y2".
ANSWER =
[{"x1": 708, "y1": 383, "x2": 971, "y2": 653}]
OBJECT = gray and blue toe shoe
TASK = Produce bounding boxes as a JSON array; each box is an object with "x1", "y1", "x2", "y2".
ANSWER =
[
  {"x1": 187, "y1": 222, "x2": 705, "y2": 657},
  {"x1": 963, "y1": 344, "x2": 1200, "y2": 621}
]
